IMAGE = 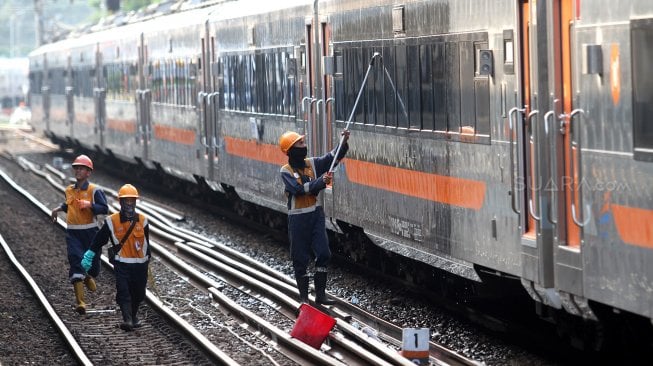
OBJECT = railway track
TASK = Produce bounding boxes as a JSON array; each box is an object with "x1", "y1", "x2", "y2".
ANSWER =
[
  {"x1": 0, "y1": 166, "x2": 235, "y2": 365},
  {"x1": 0, "y1": 131, "x2": 482, "y2": 365}
]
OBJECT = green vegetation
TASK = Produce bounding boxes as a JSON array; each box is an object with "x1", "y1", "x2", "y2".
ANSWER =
[{"x1": 0, "y1": 0, "x2": 160, "y2": 57}]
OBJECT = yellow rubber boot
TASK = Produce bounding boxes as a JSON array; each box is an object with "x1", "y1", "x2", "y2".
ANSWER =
[
  {"x1": 73, "y1": 281, "x2": 86, "y2": 315},
  {"x1": 84, "y1": 276, "x2": 96, "y2": 292}
]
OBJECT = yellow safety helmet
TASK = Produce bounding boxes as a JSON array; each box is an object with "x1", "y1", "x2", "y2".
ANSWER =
[
  {"x1": 118, "y1": 184, "x2": 139, "y2": 199},
  {"x1": 279, "y1": 131, "x2": 304, "y2": 155},
  {"x1": 72, "y1": 154, "x2": 93, "y2": 170}
]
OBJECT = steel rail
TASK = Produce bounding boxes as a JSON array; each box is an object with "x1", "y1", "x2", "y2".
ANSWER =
[
  {"x1": 0, "y1": 166, "x2": 239, "y2": 366},
  {"x1": 0, "y1": 169, "x2": 92, "y2": 366}
]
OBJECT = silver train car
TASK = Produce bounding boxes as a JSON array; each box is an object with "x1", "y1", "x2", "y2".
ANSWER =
[{"x1": 28, "y1": 0, "x2": 653, "y2": 345}]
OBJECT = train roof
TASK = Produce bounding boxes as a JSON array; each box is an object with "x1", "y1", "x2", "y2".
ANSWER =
[
  {"x1": 206, "y1": 0, "x2": 313, "y2": 21},
  {"x1": 27, "y1": 0, "x2": 314, "y2": 63}
]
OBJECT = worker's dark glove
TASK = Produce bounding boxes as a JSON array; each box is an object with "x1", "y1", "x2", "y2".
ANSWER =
[{"x1": 81, "y1": 250, "x2": 95, "y2": 272}]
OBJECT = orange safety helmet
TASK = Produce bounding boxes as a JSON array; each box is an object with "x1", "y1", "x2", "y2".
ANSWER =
[
  {"x1": 72, "y1": 154, "x2": 94, "y2": 171},
  {"x1": 118, "y1": 184, "x2": 139, "y2": 199},
  {"x1": 279, "y1": 131, "x2": 304, "y2": 155}
]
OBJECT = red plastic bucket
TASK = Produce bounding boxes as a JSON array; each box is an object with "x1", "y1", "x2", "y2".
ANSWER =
[{"x1": 290, "y1": 303, "x2": 336, "y2": 349}]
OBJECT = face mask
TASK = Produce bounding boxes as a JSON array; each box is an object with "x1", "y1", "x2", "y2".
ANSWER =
[
  {"x1": 121, "y1": 200, "x2": 136, "y2": 219},
  {"x1": 288, "y1": 146, "x2": 308, "y2": 161}
]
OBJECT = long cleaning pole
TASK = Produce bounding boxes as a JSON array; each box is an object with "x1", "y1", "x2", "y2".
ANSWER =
[{"x1": 328, "y1": 52, "x2": 381, "y2": 173}]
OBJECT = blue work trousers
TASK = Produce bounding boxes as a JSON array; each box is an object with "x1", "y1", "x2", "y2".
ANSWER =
[
  {"x1": 66, "y1": 228, "x2": 100, "y2": 283},
  {"x1": 114, "y1": 261, "x2": 148, "y2": 308},
  {"x1": 288, "y1": 206, "x2": 331, "y2": 278}
]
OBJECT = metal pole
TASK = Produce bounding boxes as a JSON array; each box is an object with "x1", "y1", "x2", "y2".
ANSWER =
[
  {"x1": 328, "y1": 52, "x2": 381, "y2": 173},
  {"x1": 33, "y1": 0, "x2": 44, "y2": 46},
  {"x1": 10, "y1": 15, "x2": 15, "y2": 58},
  {"x1": 312, "y1": 0, "x2": 322, "y2": 154}
]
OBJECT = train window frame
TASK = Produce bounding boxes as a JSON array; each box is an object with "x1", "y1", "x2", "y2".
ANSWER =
[
  {"x1": 631, "y1": 18, "x2": 653, "y2": 162},
  {"x1": 219, "y1": 47, "x2": 296, "y2": 118},
  {"x1": 333, "y1": 31, "x2": 490, "y2": 145}
]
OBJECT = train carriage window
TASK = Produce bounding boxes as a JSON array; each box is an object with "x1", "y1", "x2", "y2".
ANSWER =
[
  {"x1": 173, "y1": 59, "x2": 178, "y2": 105},
  {"x1": 420, "y1": 44, "x2": 435, "y2": 131},
  {"x1": 257, "y1": 53, "x2": 265, "y2": 113},
  {"x1": 180, "y1": 60, "x2": 186, "y2": 106},
  {"x1": 432, "y1": 42, "x2": 447, "y2": 132},
  {"x1": 407, "y1": 45, "x2": 421, "y2": 129},
  {"x1": 228, "y1": 56, "x2": 235, "y2": 110},
  {"x1": 29, "y1": 71, "x2": 42, "y2": 95},
  {"x1": 363, "y1": 47, "x2": 376, "y2": 125},
  {"x1": 345, "y1": 48, "x2": 354, "y2": 121},
  {"x1": 459, "y1": 41, "x2": 475, "y2": 133},
  {"x1": 231, "y1": 55, "x2": 238, "y2": 110},
  {"x1": 288, "y1": 53, "x2": 296, "y2": 116},
  {"x1": 189, "y1": 59, "x2": 198, "y2": 107},
  {"x1": 150, "y1": 62, "x2": 158, "y2": 103},
  {"x1": 222, "y1": 56, "x2": 231, "y2": 109},
  {"x1": 631, "y1": 18, "x2": 653, "y2": 161},
  {"x1": 395, "y1": 44, "x2": 409, "y2": 128},
  {"x1": 333, "y1": 49, "x2": 345, "y2": 121},
  {"x1": 162, "y1": 61, "x2": 168, "y2": 104},
  {"x1": 254, "y1": 53, "x2": 263, "y2": 113},
  {"x1": 168, "y1": 59, "x2": 174, "y2": 104},
  {"x1": 174, "y1": 60, "x2": 180, "y2": 106},
  {"x1": 382, "y1": 45, "x2": 397, "y2": 127},
  {"x1": 373, "y1": 46, "x2": 385, "y2": 126},
  {"x1": 172, "y1": 59, "x2": 178, "y2": 105},
  {"x1": 231, "y1": 55, "x2": 237, "y2": 110},
  {"x1": 49, "y1": 68, "x2": 66, "y2": 95},
  {"x1": 350, "y1": 47, "x2": 364, "y2": 124},
  {"x1": 342, "y1": 48, "x2": 354, "y2": 123},
  {"x1": 334, "y1": 33, "x2": 489, "y2": 142},
  {"x1": 246, "y1": 54, "x2": 253, "y2": 112},
  {"x1": 236, "y1": 55, "x2": 245, "y2": 111},
  {"x1": 159, "y1": 61, "x2": 165, "y2": 103},
  {"x1": 266, "y1": 53, "x2": 276, "y2": 115},
  {"x1": 474, "y1": 42, "x2": 491, "y2": 136},
  {"x1": 281, "y1": 51, "x2": 290, "y2": 115},
  {"x1": 217, "y1": 49, "x2": 296, "y2": 117},
  {"x1": 445, "y1": 42, "x2": 461, "y2": 134},
  {"x1": 275, "y1": 52, "x2": 283, "y2": 114}
]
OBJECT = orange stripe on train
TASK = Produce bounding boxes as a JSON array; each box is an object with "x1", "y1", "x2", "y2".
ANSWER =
[
  {"x1": 224, "y1": 136, "x2": 287, "y2": 165},
  {"x1": 345, "y1": 159, "x2": 486, "y2": 210},
  {"x1": 106, "y1": 119, "x2": 136, "y2": 133},
  {"x1": 153, "y1": 124, "x2": 196, "y2": 145},
  {"x1": 612, "y1": 204, "x2": 653, "y2": 248},
  {"x1": 224, "y1": 136, "x2": 486, "y2": 210}
]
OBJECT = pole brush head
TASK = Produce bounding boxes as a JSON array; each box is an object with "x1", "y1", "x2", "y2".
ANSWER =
[{"x1": 370, "y1": 52, "x2": 382, "y2": 65}]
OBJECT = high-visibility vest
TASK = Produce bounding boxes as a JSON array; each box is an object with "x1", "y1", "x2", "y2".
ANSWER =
[
  {"x1": 64, "y1": 183, "x2": 99, "y2": 229},
  {"x1": 107, "y1": 213, "x2": 149, "y2": 264},
  {"x1": 281, "y1": 158, "x2": 321, "y2": 215}
]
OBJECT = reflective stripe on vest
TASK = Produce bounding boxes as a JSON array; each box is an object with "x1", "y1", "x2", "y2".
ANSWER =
[
  {"x1": 106, "y1": 213, "x2": 149, "y2": 264},
  {"x1": 282, "y1": 158, "x2": 321, "y2": 215}
]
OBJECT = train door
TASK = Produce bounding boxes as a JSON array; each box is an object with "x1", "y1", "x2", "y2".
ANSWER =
[
  {"x1": 304, "y1": 20, "x2": 318, "y2": 155},
  {"x1": 198, "y1": 21, "x2": 214, "y2": 180},
  {"x1": 550, "y1": 0, "x2": 585, "y2": 296},
  {"x1": 208, "y1": 29, "x2": 220, "y2": 182},
  {"x1": 136, "y1": 33, "x2": 151, "y2": 161},
  {"x1": 319, "y1": 19, "x2": 333, "y2": 153},
  {"x1": 93, "y1": 44, "x2": 106, "y2": 149},
  {"x1": 41, "y1": 54, "x2": 50, "y2": 133},
  {"x1": 517, "y1": 0, "x2": 558, "y2": 293},
  {"x1": 65, "y1": 54, "x2": 74, "y2": 138}
]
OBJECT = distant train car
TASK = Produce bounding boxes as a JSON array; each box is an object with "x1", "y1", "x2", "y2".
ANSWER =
[
  {"x1": 0, "y1": 57, "x2": 29, "y2": 115},
  {"x1": 29, "y1": 0, "x2": 653, "y2": 348}
]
